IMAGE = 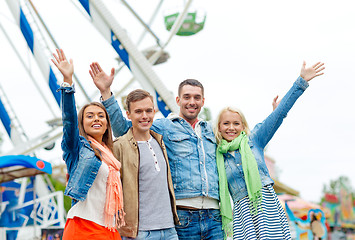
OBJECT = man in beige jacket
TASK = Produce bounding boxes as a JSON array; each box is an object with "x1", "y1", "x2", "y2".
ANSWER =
[{"x1": 112, "y1": 89, "x2": 179, "y2": 239}]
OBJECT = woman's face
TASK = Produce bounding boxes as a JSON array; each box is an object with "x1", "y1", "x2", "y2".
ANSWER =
[
  {"x1": 83, "y1": 105, "x2": 108, "y2": 142},
  {"x1": 218, "y1": 110, "x2": 244, "y2": 142}
]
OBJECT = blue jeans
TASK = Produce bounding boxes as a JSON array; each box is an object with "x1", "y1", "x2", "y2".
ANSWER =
[
  {"x1": 122, "y1": 227, "x2": 178, "y2": 240},
  {"x1": 175, "y1": 209, "x2": 223, "y2": 240}
]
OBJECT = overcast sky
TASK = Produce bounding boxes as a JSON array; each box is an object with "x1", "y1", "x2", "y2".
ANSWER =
[{"x1": 0, "y1": 0, "x2": 354, "y2": 203}]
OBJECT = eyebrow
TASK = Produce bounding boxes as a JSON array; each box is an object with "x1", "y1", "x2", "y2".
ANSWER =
[{"x1": 85, "y1": 111, "x2": 105, "y2": 114}]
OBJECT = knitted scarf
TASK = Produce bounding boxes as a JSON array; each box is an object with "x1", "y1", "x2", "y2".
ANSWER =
[
  {"x1": 217, "y1": 131, "x2": 262, "y2": 217},
  {"x1": 88, "y1": 136, "x2": 125, "y2": 230}
]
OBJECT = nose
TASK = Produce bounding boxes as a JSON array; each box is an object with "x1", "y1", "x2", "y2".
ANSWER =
[
  {"x1": 142, "y1": 111, "x2": 148, "y2": 118},
  {"x1": 188, "y1": 98, "x2": 196, "y2": 105}
]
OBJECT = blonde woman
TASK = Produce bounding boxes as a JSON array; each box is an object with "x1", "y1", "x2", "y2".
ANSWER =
[{"x1": 214, "y1": 62, "x2": 324, "y2": 240}]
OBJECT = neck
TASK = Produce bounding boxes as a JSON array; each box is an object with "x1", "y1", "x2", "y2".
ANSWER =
[
  {"x1": 89, "y1": 135, "x2": 103, "y2": 144},
  {"x1": 179, "y1": 114, "x2": 198, "y2": 126},
  {"x1": 132, "y1": 129, "x2": 151, "y2": 141}
]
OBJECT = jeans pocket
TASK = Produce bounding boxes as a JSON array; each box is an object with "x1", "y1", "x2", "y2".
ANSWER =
[
  {"x1": 136, "y1": 230, "x2": 151, "y2": 239},
  {"x1": 175, "y1": 216, "x2": 191, "y2": 229},
  {"x1": 208, "y1": 210, "x2": 222, "y2": 223}
]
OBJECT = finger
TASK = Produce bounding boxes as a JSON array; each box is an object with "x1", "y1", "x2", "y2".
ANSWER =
[
  {"x1": 110, "y1": 68, "x2": 115, "y2": 77},
  {"x1": 315, "y1": 72, "x2": 324, "y2": 77},
  {"x1": 97, "y1": 62, "x2": 103, "y2": 72},
  {"x1": 94, "y1": 62, "x2": 100, "y2": 73},
  {"x1": 52, "y1": 53, "x2": 59, "y2": 63},
  {"x1": 90, "y1": 64, "x2": 96, "y2": 76},
  {"x1": 89, "y1": 70, "x2": 95, "y2": 80},
  {"x1": 51, "y1": 58, "x2": 58, "y2": 67},
  {"x1": 60, "y1": 49, "x2": 67, "y2": 61},
  {"x1": 312, "y1": 62, "x2": 321, "y2": 69},
  {"x1": 315, "y1": 66, "x2": 325, "y2": 73},
  {"x1": 56, "y1": 49, "x2": 62, "y2": 61},
  {"x1": 302, "y1": 61, "x2": 306, "y2": 68},
  {"x1": 314, "y1": 62, "x2": 324, "y2": 70}
]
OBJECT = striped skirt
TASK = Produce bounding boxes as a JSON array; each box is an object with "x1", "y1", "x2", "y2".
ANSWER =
[{"x1": 232, "y1": 185, "x2": 291, "y2": 240}]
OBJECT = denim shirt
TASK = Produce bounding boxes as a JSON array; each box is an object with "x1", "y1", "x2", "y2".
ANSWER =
[
  {"x1": 224, "y1": 76, "x2": 309, "y2": 203},
  {"x1": 103, "y1": 98, "x2": 220, "y2": 200},
  {"x1": 59, "y1": 85, "x2": 102, "y2": 206}
]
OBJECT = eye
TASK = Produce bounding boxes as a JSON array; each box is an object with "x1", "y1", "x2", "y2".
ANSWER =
[
  {"x1": 146, "y1": 109, "x2": 153, "y2": 113},
  {"x1": 87, "y1": 115, "x2": 93, "y2": 119},
  {"x1": 99, "y1": 114, "x2": 105, "y2": 118},
  {"x1": 135, "y1": 110, "x2": 142, "y2": 114}
]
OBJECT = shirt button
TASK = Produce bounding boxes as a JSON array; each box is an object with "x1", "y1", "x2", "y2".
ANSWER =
[
  {"x1": 200, "y1": 161, "x2": 203, "y2": 164},
  {"x1": 202, "y1": 192, "x2": 206, "y2": 195}
]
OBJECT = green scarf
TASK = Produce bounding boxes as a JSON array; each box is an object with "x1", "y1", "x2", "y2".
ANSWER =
[{"x1": 217, "y1": 131, "x2": 262, "y2": 220}]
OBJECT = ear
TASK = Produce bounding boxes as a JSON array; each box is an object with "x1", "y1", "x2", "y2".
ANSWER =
[
  {"x1": 176, "y1": 96, "x2": 180, "y2": 106},
  {"x1": 126, "y1": 110, "x2": 131, "y2": 120},
  {"x1": 202, "y1": 97, "x2": 205, "y2": 107}
]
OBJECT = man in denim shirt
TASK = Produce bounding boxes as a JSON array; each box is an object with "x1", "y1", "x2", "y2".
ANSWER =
[{"x1": 90, "y1": 63, "x2": 223, "y2": 239}]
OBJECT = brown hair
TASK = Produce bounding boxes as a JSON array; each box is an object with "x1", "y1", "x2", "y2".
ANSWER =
[
  {"x1": 77, "y1": 102, "x2": 113, "y2": 157},
  {"x1": 126, "y1": 89, "x2": 153, "y2": 112},
  {"x1": 178, "y1": 79, "x2": 204, "y2": 97}
]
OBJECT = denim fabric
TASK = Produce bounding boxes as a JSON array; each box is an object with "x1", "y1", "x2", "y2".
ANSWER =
[
  {"x1": 224, "y1": 76, "x2": 309, "y2": 203},
  {"x1": 59, "y1": 85, "x2": 102, "y2": 205},
  {"x1": 122, "y1": 228, "x2": 178, "y2": 240},
  {"x1": 103, "y1": 99, "x2": 219, "y2": 200},
  {"x1": 175, "y1": 209, "x2": 223, "y2": 240}
]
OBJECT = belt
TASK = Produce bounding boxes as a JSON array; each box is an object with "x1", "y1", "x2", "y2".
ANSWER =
[{"x1": 177, "y1": 206, "x2": 200, "y2": 210}]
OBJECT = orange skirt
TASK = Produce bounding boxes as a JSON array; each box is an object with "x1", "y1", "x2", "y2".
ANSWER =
[{"x1": 62, "y1": 217, "x2": 121, "y2": 240}]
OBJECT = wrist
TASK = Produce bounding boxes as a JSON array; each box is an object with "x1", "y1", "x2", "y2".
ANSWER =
[
  {"x1": 101, "y1": 90, "x2": 112, "y2": 101},
  {"x1": 63, "y1": 77, "x2": 73, "y2": 85}
]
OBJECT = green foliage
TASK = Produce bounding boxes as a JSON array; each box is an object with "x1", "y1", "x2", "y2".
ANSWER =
[
  {"x1": 199, "y1": 107, "x2": 212, "y2": 121},
  {"x1": 321, "y1": 175, "x2": 355, "y2": 203},
  {"x1": 47, "y1": 174, "x2": 71, "y2": 213}
]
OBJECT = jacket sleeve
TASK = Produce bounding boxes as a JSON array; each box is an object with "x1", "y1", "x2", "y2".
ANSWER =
[
  {"x1": 252, "y1": 76, "x2": 309, "y2": 149},
  {"x1": 58, "y1": 85, "x2": 80, "y2": 168},
  {"x1": 102, "y1": 95, "x2": 132, "y2": 138}
]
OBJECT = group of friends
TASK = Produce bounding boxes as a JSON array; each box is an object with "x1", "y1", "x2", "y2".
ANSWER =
[{"x1": 51, "y1": 49, "x2": 325, "y2": 240}]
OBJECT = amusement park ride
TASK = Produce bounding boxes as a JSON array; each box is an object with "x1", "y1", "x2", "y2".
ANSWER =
[{"x1": 0, "y1": 0, "x2": 206, "y2": 239}]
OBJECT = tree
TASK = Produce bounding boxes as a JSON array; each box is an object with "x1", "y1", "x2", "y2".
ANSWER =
[{"x1": 321, "y1": 175, "x2": 354, "y2": 203}]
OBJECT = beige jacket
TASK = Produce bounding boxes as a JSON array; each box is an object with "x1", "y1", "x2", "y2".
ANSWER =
[{"x1": 113, "y1": 129, "x2": 179, "y2": 238}]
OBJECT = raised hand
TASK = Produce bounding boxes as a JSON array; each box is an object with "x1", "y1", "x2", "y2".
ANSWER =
[
  {"x1": 300, "y1": 61, "x2": 325, "y2": 82},
  {"x1": 272, "y1": 95, "x2": 280, "y2": 111},
  {"x1": 51, "y1": 49, "x2": 74, "y2": 84},
  {"x1": 89, "y1": 62, "x2": 115, "y2": 100}
]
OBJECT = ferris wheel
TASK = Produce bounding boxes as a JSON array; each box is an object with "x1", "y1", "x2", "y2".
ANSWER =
[
  {"x1": 0, "y1": 0, "x2": 206, "y2": 238},
  {"x1": 0, "y1": 0, "x2": 207, "y2": 157}
]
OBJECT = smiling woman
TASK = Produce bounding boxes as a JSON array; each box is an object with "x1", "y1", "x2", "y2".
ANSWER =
[{"x1": 51, "y1": 49, "x2": 125, "y2": 240}]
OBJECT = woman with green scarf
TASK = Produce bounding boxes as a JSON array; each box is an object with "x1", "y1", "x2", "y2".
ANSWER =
[{"x1": 214, "y1": 61, "x2": 325, "y2": 240}]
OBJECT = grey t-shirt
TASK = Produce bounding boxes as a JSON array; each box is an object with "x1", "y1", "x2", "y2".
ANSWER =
[{"x1": 137, "y1": 137, "x2": 174, "y2": 230}]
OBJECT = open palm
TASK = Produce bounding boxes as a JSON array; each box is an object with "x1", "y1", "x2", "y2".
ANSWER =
[{"x1": 51, "y1": 49, "x2": 73, "y2": 82}]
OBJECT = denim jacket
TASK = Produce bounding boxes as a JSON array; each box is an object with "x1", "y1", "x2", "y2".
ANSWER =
[
  {"x1": 103, "y1": 98, "x2": 220, "y2": 200},
  {"x1": 59, "y1": 85, "x2": 102, "y2": 206},
  {"x1": 225, "y1": 76, "x2": 309, "y2": 203}
]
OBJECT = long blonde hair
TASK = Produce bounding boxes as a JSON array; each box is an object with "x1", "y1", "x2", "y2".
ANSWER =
[{"x1": 214, "y1": 106, "x2": 250, "y2": 144}]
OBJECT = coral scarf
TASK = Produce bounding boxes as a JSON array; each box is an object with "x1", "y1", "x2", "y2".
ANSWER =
[{"x1": 88, "y1": 136, "x2": 125, "y2": 230}]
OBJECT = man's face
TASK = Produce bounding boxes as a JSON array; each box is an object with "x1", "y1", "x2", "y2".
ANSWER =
[
  {"x1": 176, "y1": 85, "x2": 205, "y2": 124},
  {"x1": 127, "y1": 97, "x2": 155, "y2": 134}
]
